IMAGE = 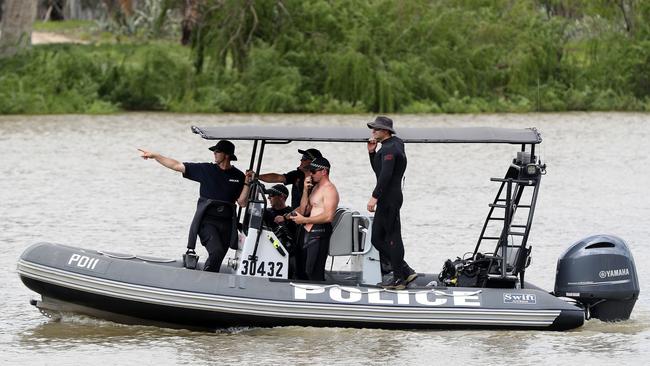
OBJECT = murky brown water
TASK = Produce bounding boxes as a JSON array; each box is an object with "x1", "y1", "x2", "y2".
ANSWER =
[{"x1": 1, "y1": 113, "x2": 648, "y2": 365}]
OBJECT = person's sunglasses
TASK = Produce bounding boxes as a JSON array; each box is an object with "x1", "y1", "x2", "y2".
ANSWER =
[{"x1": 309, "y1": 168, "x2": 324, "y2": 174}]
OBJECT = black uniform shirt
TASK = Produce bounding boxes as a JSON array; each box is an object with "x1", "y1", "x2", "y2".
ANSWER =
[
  {"x1": 183, "y1": 162, "x2": 245, "y2": 203},
  {"x1": 283, "y1": 169, "x2": 307, "y2": 208}
]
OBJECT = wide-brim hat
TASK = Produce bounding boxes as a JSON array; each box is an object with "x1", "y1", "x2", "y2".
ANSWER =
[
  {"x1": 209, "y1": 140, "x2": 238, "y2": 161},
  {"x1": 367, "y1": 116, "x2": 395, "y2": 134}
]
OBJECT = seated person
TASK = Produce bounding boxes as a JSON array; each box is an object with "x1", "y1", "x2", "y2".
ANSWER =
[
  {"x1": 263, "y1": 184, "x2": 299, "y2": 278},
  {"x1": 263, "y1": 184, "x2": 297, "y2": 242}
]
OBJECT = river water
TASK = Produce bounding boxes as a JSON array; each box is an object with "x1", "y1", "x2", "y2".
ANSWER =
[{"x1": 1, "y1": 113, "x2": 648, "y2": 365}]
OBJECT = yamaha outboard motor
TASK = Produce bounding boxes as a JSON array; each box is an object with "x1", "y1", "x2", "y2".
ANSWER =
[{"x1": 554, "y1": 234, "x2": 639, "y2": 321}]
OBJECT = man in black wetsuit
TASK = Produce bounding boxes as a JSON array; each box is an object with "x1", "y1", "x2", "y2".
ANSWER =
[
  {"x1": 138, "y1": 140, "x2": 253, "y2": 272},
  {"x1": 256, "y1": 148, "x2": 323, "y2": 208},
  {"x1": 366, "y1": 116, "x2": 418, "y2": 290}
]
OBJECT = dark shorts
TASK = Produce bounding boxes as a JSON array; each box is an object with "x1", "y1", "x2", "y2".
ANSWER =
[{"x1": 300, "y1": 223, "x2": 332, "y2": 281}]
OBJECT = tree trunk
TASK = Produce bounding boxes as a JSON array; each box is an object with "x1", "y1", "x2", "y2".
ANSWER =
[
  {"x1": 0, "y1": 0, "x2": 37, "y2": 58},
  {"x1": 181, "y1": 0, "x2": 201, "y2": 45},
  {"x1": 64, "y1": 0, "x2": 83, "y2": 20},
  {"x1": 616, "y1": 0, "x2": 634, "y2": 33},
  {"x1": 119, "y1": 0, "x2": 133, "y2": 17}
]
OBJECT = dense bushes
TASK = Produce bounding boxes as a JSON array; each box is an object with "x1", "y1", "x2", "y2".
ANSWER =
[
  {"x1": 1, "y1": 0, "x2": 649, "y2": 114},
  {"x1": 0, "y1": 43, "x2": 192, "y2": 113}
]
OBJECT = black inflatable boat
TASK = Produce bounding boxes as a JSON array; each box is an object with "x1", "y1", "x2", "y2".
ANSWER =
[{"x1": 18, "y1": 126, "x2": 640, "y2": 331}]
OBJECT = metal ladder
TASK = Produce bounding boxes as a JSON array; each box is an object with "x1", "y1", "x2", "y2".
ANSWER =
[{"x1": 473, "y1": 166, "x2": 541, "y2": 287}]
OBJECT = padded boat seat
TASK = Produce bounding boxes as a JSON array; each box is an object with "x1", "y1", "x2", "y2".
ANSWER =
[
  {"x1": 329, "y1": 208, "x2": 366, "y2": 256},
  {"x1": 491, "y1": 245, "x2": 531, "y2": 276},
  {"x1": 485, "y1": 244, "x2": 531, "y2": 288}
]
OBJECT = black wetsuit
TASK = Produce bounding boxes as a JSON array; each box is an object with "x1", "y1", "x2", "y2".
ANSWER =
[
  {"x1": 264, "y1": 206, "x2": 295, "y2": 229},
  {"x1": 263, "y1": 206, "x2": 297, "y2": 252},
  {"x1": 369, "y1": 136, "x2": 411, "y2": 280},
  {"x1": 184, "y1": 162, "x2": 245, "y2": 272}
]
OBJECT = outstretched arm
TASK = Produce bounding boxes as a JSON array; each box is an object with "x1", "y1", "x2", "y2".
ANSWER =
[
  {"x1": 258, "y1": 173, "x2": 287, "y2": 183},
  {"x1": 138, "y1": 149, "x2": 185, "y2": 173}
]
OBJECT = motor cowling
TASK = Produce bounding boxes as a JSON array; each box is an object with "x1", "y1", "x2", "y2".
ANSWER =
[{"x1": 554, "y1": 234, "x2": 640, "y2": 321}]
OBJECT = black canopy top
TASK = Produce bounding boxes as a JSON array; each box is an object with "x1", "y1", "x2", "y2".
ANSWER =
[{"x1": 191, "y1": 125, "x2": 542, "y2": 144}]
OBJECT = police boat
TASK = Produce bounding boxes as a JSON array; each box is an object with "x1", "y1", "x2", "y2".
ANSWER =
[{"x1": 17, "y1": 126, "x2": 639, "y2": 331}]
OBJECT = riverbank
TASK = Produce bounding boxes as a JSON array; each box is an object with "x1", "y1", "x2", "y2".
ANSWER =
[
  {"x1": 32, "y1": 31, "x2": 88, "y2": 45},
  {"x1": 3, "y1": 38, "x2": 648, "y2": 115},
  {"x1": 2, "y1": 2, "x2": 650, "y2": 115}
]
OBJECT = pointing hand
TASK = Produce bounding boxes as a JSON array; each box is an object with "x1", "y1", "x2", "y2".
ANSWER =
[{"x1": 138, "y1": 148, "x2": 157, "y2": 160}]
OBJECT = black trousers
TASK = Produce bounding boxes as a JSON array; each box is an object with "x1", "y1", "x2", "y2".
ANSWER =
[
  {"x1": 198, "y1": 219, "x2": 233, "y2": 272},
  {"x1": 371, "y1": 203, "x2": 409, "y2": 280},
  {"x1": 291, "y1": 227, "x2": 306, "y2": 280},
  {"x1": 297, "y1": 224, "x2": 332, "y2": 281}
]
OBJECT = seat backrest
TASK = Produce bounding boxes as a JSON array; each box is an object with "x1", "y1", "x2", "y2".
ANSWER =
[
  {"x1": 495, "y1": 245, "x2": 527, "y2": 275},
  {"x1": 329, "y1": 208, "x2": 357, "y2": 256}
]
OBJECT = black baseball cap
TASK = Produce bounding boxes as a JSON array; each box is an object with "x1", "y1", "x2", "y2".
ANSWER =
[
  {"x1": 297, "y1": 148, "x2": 322, "y2": 161},
  {"x1": 208, "y1": 140, "x2": 238, "y2": 161},
  {"x1": 267, "y1": 184, "x2": 289, "y2": 197}
]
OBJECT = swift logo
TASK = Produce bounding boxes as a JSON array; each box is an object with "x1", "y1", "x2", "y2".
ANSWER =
[
  {"x1": 503, "y1": 293, "x2": 536, "y2": 304},
  {"x1": 599, "y1": 268, "x2": 630, "y2": 279}
]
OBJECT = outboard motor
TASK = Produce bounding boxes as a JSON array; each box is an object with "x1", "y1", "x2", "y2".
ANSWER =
[{"x1": 554, "y1": 234, "x2": 640, "y2": 321}]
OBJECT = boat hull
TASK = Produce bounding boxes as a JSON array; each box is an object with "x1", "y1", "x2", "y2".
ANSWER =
[{"x1": 18, "y1": 242, "x2": 585, "y2": 331}]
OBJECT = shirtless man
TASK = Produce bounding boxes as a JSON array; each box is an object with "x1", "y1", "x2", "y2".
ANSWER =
[
  {"x1": 255, "y1": 148, "x2": 322, "y2": 208},
  {"x1": 289, "y1": 157, "x2": 339, "y2": 281}
]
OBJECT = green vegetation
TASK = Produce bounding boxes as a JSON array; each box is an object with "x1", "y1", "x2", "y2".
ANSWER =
[
  {"x1": 2, "y1": 0, "x2": 650, "y2": 114},
  {"x1": 0, "y1": 42, "x2": 198, "y2": 113},
  {"x1": 33, "y1": 19, "x2": 95, "y2": 33}
]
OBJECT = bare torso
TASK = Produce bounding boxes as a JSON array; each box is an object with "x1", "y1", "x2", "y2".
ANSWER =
[{"x1": 305, "y1": 181, "x2": 339, "y2": 231}]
